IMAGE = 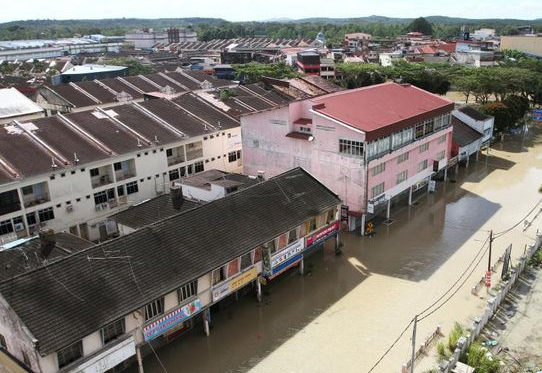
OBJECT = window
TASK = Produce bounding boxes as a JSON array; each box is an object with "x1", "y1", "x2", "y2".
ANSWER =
[
  {"x1": 187, "y1": 164, "x2": 193, "y2": 175},
  {"x1": 371, "y1": 182, "x2": 385, "y2": 199},
  {"x1": 0, "y1": 333, "x2": 6, "y2": 349},
  {"x1": 419, "y1": 143, "x2": 429, "y2": 153},
  {"x1": 166, "y1": 149, "x2": 173, "y2": 157},
  {"x1": 180, "y1": 166, "x2": 186, "y2": 177},
  {"x1": 288, "y1": 228, "x2": 298, "y2": 244},
  {"x1": 0, "y1": 190, "x2": 21, "y2": 215},
  {"x1": 212, "y1": 266, "x2": 226, "y2": 285},
  {"x1": 89, "y1": 168, "x2": 99, "y2": 177},
  {"x1": 415, "y1": 123, "x2": 425, "y2": 138},
  {"x1": 425, "y1": 119, "x2": 434, "y2": 133},
  {"x1": 366, "y1": 137, "x2": 391, "y2": 159},
  {"x1": 37, "y1": 207, "x2": 55, "y2": 222},
  {"x1": 264, "y1": 239, "x2": 277, "y2": 254},
  {"x1": 113, "y1": 162, "x2": 122, "y2": 171},
  {"x1": 178, "y1": 281, "x2": 197, "y2": 302},
  {"x1": 26, "y1": 212, "x2": 37, "y2": 226},
  {"x1": 253, "y1": 248, "x2": 263, "y2": 263},
  {"x1": 339, "y1": 139, "x2": 364, "y2": 157},
  {"x1": 185, "y1": 141, "x2": 203, "y2": 161},
  {"x1": 0, "y1": 220, "x2": 14, "y2": 236},
  {"x1": 101, "y1": 319, "x2": 125, "y2": 345},
  {"x1": 372, "y1": 162, "x2": 385, "y2": 176},
  {"x1": 57, "y1": 341, "x2": 83, "y2": 369},
  {"x1": 240, "y1": 252, "x2": 253, "y2": 270},
  {"x1": 436, "y1": 150, "x2": 446, "y2": 161},
  {"x1": 228, "y1": 150, "x2": 242, "y2": 163},
  {"x1": 397, "y1": 152, "x2": 409, "y2": 163},
  {"x1": 169, "y1": 169, "x2": 180, "y2": 181},
  {"x1": 396, "y1": 170, "x2": 408, "y2": 185},
  {"x1": 126, "y1": 181, "x2": 138, "y2": 195},
  {"x1": 438, "y1": 134, "x2": 447, "y2": 144},
  {"x1": 308, "y1": 218, "x2": 317, "y2": 232},
  {"x1": 94, "y1": 191, "x2": 108, "y2": 205},
  {"x1": 194, "y1": 161, "x2": 204, "y2": 173},
  {"x1": 417, "y1": 160, "x2": 428, "y2": 173},
  {"x1": 117, "y1": 185, "x2": 125, "y2": 197},
  {"x1": 144, "y1": 298, "x2": 164, "y2": 321},
  {"x1": 228, "y1": 258, "x2": 240, "y2": 277}
]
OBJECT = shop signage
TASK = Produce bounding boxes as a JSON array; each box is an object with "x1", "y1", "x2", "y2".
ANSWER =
[
  {"x1": 428, "y1": 180, "x2": 436, "y2": 193},
  {"x1": 268, "y1": 254, "x2": 303, "y2": 280},
  {"x1": 306, "y1": 220, "x2": 339, "y2": 247},
  {"x1": 271, "y1": 239, "x2": 304, "y2": 268},
  {"x1": 143, "y1": 299, "x2": 202, "y2": 342},
  {"x1": 367, "y1": 203, "x2": 374, "y2": 214},
  {"x1": 212, "y1": 266, "x2": 258, "y2": 302},
  {"x1": 501, "y1": 244, "x2": 512, "y2": 280},
  {"x1": 73, "y1": 336, "x2": 136, "y2": 373},
  {"x1": 485, "y1": 270, "x2": 492, "y2": 288},
  {"x1": 370, "y1": 193, "x2": 389, "y2": 208},
  {"x1": 533, "y1": 109, "x2": 542, "y2": 122},
  {"x1": 340, "y1": 205, "x2": 349, "y2": 222}
]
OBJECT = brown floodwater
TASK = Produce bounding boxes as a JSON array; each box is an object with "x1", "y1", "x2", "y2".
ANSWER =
[{"x1": 128, "y1": 128, "x2": 542, "y2": 373}]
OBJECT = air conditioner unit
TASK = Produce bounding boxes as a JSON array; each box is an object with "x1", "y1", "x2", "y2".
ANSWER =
[
  {"x1": 14, "y1": 222, "x2": 25, "y2": 232},
  {"x1": 95, "y1": 204, "x2": 102, "y2": 211},
  {"x1": 66, "y1": 205, "x2": 74, "y2": 213},
  {"x1": 101, "y1": 203, "x2": 108, "y2": 209}
]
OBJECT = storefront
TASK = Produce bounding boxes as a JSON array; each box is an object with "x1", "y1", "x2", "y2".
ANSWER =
[
  {"x1": 304, "y1": 220, "x2": 340, "y2": 256},
  {"x1": 411, "y1": 177, "x2": 431, "y2": 204},
  {"x1": 143, "y1": 298, "x2": 203, "y2": 343},
  {"x1": 211, "y1": 266, "x2": 258, "y2": 302},
  {"x1": 262, "y1": 238, "x2": 304, "y2": 280}
]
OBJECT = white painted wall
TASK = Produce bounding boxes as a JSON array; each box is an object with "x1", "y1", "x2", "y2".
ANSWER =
[{"x1": 82, "y1": 331, "x2": 102, "y2": 357}]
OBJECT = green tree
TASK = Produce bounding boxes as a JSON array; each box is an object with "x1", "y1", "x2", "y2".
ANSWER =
[
  {"x1": 463, "y1": 342, "x2": 501, "y2": 373},
  {"x1": 105, "y1": 58, "x2": 154, "y2": 76},
  {"x1": 480, "y1": 102, "x2": 514, "y2": 133},
  {"x1": 406, "y1": 17, "x2": 434, "y2": 35},
  {"x1": 234, "y1": 62, "x2": 300, "y2": 84}
]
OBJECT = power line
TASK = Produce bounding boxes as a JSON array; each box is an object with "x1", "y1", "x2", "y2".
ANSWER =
[
  {"x1": 366, "y1": 318, "x2": 415, "y2": 373},
  {"x1": 493, "y1": 198, "x2": 542, "y2": 240}
]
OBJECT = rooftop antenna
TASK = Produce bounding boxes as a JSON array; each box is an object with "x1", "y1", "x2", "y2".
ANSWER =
[
  {"x1": 154, "y1": 135, "x2": 159, "y2": 144},
  {"x1": 73, "y1": 152, "x2": 79, "y2": 164},
  {"x1": 217, "y1": 121, "x2": 222, "y2": 129},
  {"x1": 137, "y1": 138, "x2": 143, "y2": 148},
  {"x1": 203, "y1": 123, "x2": 208, "y2": 131},
  {"x1": 51, "y1": 157, "x2": 58, "y2": 171}
]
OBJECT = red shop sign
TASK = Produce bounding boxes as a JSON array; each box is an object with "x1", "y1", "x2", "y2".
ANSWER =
[{"x1": 307, "y1": 221, "x2": 339, "y2": 247}]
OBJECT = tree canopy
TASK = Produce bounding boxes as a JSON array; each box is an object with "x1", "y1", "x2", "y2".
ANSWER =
[
  {"x1": 405, "y1": 17, "x2": 434, "y2": 35},
  {"x1": 234, "y1": 62, "x2": 300, "y2": 84}
]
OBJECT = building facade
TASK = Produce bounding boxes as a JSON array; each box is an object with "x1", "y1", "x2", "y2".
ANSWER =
[
  {"x1": 0, "y1": 168, "x2": 341, "y2": 373},
  {"x1": 241, "y1": 82, "x2": 454, "y2": 233},
  {"x1": 0, "y1": 94, "x2": 243, "y2": 244}
]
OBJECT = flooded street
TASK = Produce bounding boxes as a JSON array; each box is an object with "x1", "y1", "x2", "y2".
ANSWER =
[{"x1": 131, "y1": 129, "x2": 542, "y2": 373}]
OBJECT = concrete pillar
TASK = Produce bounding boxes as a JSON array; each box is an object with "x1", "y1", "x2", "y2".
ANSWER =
[
  {"x1": 299, "y1": 258, "x2": 304, "y2": 275},
  {"x1": 335, "y1": 233, "x2": 340, "y2": 254},
  {"x1": 455, "y1": 162, "x2": 459, "y2": 174},
  {"x1": 443, "y1": 167, "x2": 448, "y2": 181},
  {"x1": 256, "y1": 278, "x2": 262, "y2": 303},
  {"x1": 386, "y1": 199, "x2": 391, "y2": 220},
  {"x1": 361, "y1": 214, "x2": 366, "y2": 236},
  {"x1": 203, "y1": 308, "x2": 211, "y2": 336},
  {"x1": 466, "y1": 155, "x2": 470, "y2": 168},
  {"x1": 408, "y1": 186, "x2": 413, "y2": 205},
  {"x1": 136, "y1": 346, "x2": 144, "y2": 373},
  {"x1": 476, "y1": 150, "x2": 480, "y2": 161}
]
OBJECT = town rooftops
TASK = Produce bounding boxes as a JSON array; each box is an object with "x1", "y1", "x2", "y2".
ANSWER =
[
  {"x1": 0, "y1": 93, "x2": 240, "y2": 183},
  {"x1": 0, "y1": 88, "x2": 44, "y2": 120},
  {"x1": 0, "y1": 232, "x2": 93, "y2": 281},
  {"x1": 61, "y1": 64, "x2": 128, "y2": 75},
  {"x1": 178, "y1": 169, "x2": 260, "y2": 191},
  {"x1": 111, "y1": 194, "x2": 200, "y2": 230},
  {"x1": 452, "y1": 116, "x2": 484, "y2": 147},
  {"x1": 457, "y1": 106, "x2": 491, "y2": 121},
  {"x1": 0, "y1": 167, "x2": 340, "y2": 356},
  {"x1": 312, "y1": 82, "x2": 454, "y2": 141}
]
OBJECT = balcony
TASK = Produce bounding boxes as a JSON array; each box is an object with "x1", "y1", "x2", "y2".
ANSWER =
[
  {"x1": 167, "y1": 155, "x2": 185, "y2": 167},
  {"x1": 21, "y1": 182, "x2": 50, "y2": 208},
  {"x1": 91, "y1": 174, "x2": 113, "y2": 188},
  {"x1": 115, "y1": 169, "x2": 136, "y2": 182}
]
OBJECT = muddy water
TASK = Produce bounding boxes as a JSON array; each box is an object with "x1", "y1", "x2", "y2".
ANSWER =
[{"x1": 131, "y1": 129, "x2": 542, "y2": 373}]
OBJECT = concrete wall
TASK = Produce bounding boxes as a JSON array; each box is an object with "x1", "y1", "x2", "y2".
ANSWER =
[
  {"x1": 0, "y1": 294, "x2": 41, "y2": 373},
  {"x1": 0, "y1": 127, "x2": 242, "y2": 244},
  {"x1": 453, "y1": 110, "x2": 494, "y2": 143}
]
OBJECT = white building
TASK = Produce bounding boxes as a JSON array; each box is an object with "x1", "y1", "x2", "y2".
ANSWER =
[
  {"x1": 453, "y1": 106, "x2": 494, "y2": 147},
  {"x1": 0, "y1": 94, "x2": 243, "y2": 244}
]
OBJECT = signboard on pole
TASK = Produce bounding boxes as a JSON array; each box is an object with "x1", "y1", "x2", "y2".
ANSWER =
[
  {"x1": 340, "y1": 205, "x2": 349, "y2": 222},
  {"x1": 501, "y1": 244, "x2": 512, "y2": 280},
  {"x1": 533, "y1": 109, "x2": 542, "y2": 122}
]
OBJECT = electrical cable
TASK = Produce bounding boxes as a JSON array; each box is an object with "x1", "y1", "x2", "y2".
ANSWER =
[
  {"x1": 493, "y1": 198, "x2": 542, "y2": 239},
  {"x1": 366, "y1": 318, "x2": 415, "y2": 373}
]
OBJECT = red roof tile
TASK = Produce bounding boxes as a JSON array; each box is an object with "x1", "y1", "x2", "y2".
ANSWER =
[{"x1": 313, "y1": 82, "x2": 453, "y2": 141}]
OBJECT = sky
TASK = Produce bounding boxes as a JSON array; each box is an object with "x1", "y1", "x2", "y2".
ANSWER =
[{"x1": 0, "y1": 0, "x2": 541, "y2": 23}]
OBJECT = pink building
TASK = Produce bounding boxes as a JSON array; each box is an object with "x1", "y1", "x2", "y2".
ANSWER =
[{"x1": 241, "y1": 82, "x2": 454, "y2": 233}]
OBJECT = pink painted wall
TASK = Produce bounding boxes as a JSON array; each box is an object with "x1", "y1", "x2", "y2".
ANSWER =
[{"x1": 367, "y1": 128, "x2": 453, "y2": 198}]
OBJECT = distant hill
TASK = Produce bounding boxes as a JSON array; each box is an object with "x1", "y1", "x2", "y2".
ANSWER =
[{"x1": 286, "y1": 15, "x2": 542, "y2": 25}]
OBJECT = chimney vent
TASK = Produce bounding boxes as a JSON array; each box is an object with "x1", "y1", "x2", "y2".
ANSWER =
[
  {"x1": 257, "y1": 171, "x2": 266, "y2": 180},
  {"x1": 170, "y1": 184, "x2": 184, "y2": 210}
]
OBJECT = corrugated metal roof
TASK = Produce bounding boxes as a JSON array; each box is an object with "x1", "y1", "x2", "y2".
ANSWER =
[{"x1": 0, "y1": 88, "x2": 43, "y2": 119}]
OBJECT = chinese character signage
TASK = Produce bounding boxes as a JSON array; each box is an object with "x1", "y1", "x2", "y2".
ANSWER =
[
  {"x1": 306, "y1": 221, "x2": 339, "y2": 247},
  {"x1": 271, "y1": 239, "x2": 304, "y2": 268},
  {"x1": 143, "y1": 299, "x2": 202, "y2": 342}
]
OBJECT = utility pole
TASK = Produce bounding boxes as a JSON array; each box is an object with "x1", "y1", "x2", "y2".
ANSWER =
[
  {"x1": 488, "y1": 230, "x2": 493, "y2": 272},
  {"x1": 410, "y1": 315, "x2": 417, "y2": 373}
]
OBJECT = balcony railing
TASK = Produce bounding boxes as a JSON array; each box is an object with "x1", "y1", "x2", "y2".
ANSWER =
[
  {"x1": 167, "y1": 156, "x2": 185, "y2": 166},
  {"x1": 22, "y1": 194, "x2": 50, "y2": 208},
  {"x1": 91, "y1": 174, "x2": 112, "y2": 188},
  {"x1": 115, "y1": 170, "x2": 136, "y2": 182}
]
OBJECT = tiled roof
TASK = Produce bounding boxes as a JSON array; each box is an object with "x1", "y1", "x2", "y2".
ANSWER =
[
  {"x1": 0, "y1": 168, "x2": 340, "y2": 355},
  {"x1": 0, "y1": 233, "x2": 93, "y2": 281},
  {"x1": 458, "y1": 106, "x2": 491, "y2": 121},
  {"x1": 162, "y1": 38, "x2": 314, "y2": 53},
  {"x1": 452, "y1": 116, "x2": 484, "y2": 147},
  {"x1": 178, "y1": 169, "x2": 259, "y2": 190},
  {"x1": 313, "y1": 82, "x2": 454, "y2": 141},
  {"x1": 111, "y1": 195, "x2": 200, "y2": 230}
]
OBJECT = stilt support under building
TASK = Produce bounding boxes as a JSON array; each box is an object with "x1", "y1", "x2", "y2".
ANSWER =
[
  {"x1": 136, "y1": 346, "x2": 144, "y2": 373},
  {"x1": 299, "y1": 259, "x2": 305, "y2": 275},
  {"x1": 256, "y1": 279, "x2": 262, "y2": 303}
]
